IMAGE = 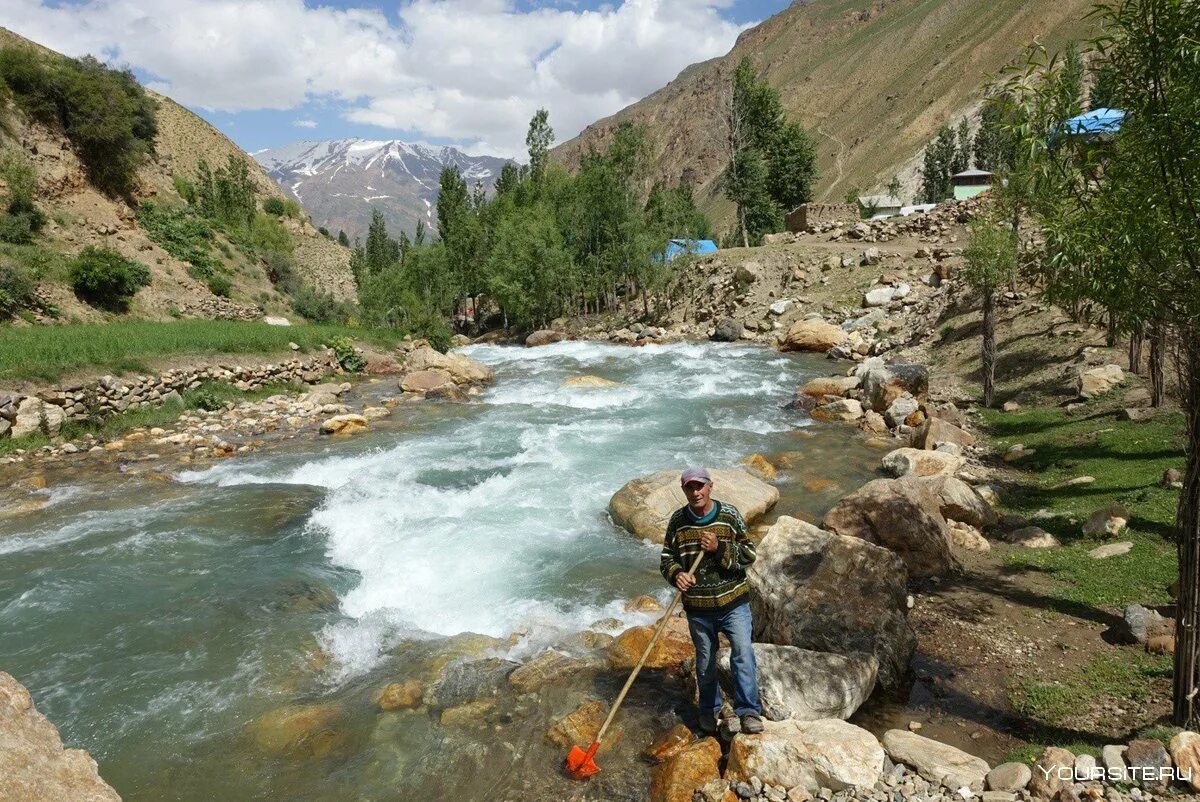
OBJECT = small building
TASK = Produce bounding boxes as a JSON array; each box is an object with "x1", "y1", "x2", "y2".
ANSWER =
[
  {"x1": 1061, "y1": 107, "x2": 1126, "y2": 141},
  {"x1": 857, "y1": 195, "x2": 904, "y2": 219},
  {"x1": 662, "y1": 239, "x2": 718, "y2": 261},
  {"x1": 785, "y1": 202, "x2": 858, "y2": 232},
  {"x1": 900, "y1": 203, "x2": 938, "y2": 217},
  {"x1": 950, "y1": 169, "x2": 993, "y2": 201}
]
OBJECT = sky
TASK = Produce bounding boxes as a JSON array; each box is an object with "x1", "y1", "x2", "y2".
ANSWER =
[{"x1": 0, "y1": 0, "x2": 791, "y2": 158}]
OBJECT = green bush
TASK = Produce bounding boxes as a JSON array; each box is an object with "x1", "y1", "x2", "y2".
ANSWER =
[
  {"x1": 262, "y1": 251, "x2": 299, "y2": 295},
  {"x1": 206, "y1": 275, "x2": 231, "y2": 297},
  {"x1": 246, "y1": 213, "x2": 292, "y2": 255},
  {"x1": 172, "y1": 175, "x2": 196, "y2": 204},
  {"x1": 326, "y1": 335, "x2": 366, "y2": 372},
  {"x1": 0, "y1": 213, "x2": 35, "y2": 245},
  {"x1": 318, "y1": 226, "x2": 330, "y2": 238},
  {"x1": 291, "y1": 284, "x2": 354, "y2": 324},
  {"x1": 0, "y1": 48, "x2": 156, "y2": 197},
  {"x1": 68, "y1": 246, "x2": 151, "y2": 310},
  {"x1": 137, "y1": 201, "x2": 217, "y2": 274},
  {"x1": 283, "y1": 199, "x2": 302, "y2": 219},
  {"x1": 0, "y1": 261, "x2": 36, "y2": 317},
  {"x1": 262, "y1": 196, "x2": 285, "y2": 215},
  {"x1": 0, "y1": 150, "x2": 46, "y2": 243}
]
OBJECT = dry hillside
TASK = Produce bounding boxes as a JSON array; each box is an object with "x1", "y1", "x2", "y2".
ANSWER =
[
  {"x1": 0, "y1": 28, "x2": 356, "y2": 323},
  {"x1": 554, "y1": 0, "x2": 1096, "y2": 227}
]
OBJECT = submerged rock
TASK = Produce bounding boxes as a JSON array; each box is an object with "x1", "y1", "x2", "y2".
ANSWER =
[
  {"x1": 561, "y1": 375, "x2": 622, "y2": 388},
  {"x1": 425, "y1": 657, "x2": 518, "y2": 710},
  {"x1": 374, "y1": 679, "x2": 424, "y2": 711},
  {"x1": 507, "y1": 649, "x2": 599, "y2": 693},
  {"x1": 608, "y1": 469, "x2": 779, "y2": 543},
  {"x1": 748, "y1": 517, "x2": 915, "y2": 688},
  {"x1": 716, "y1": 644, "x2": 877, "y2": 721},
  {"x1": 0, "y1": 671, "x2": 119, "y2": 802},
  {"x1": 545, "y1": 699, "x2": 622, "y2": 755},
  {"x1": 247, "y1": 703, "x2": 347, "y2": 759}
]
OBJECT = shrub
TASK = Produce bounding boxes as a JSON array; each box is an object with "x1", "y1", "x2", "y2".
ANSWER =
[
  {"x1": 137, "y1": 201, "x2": 217, "y2": 274},
  {"x1": 0, "y1": 150, "x2": 46, "y2": 243},
  {"x1": 282, "y1": 199, "x2": 302, "y2": 219},
  {"x1": 68, "y1": 246, "x2": 151, "y2": 310},
  {"x1": 326, "y1": 335, "x2": 366, "y2": 372},
  {"x1": 172, "y1": 175, "x2": 196, "y2": 204},
  {"x1": 0, "y1": 213, "x2": 35, "y2": 245},
  {"x1": 206, "y1": 275, "x2": 231, "y2": 297},
  {"x1": 0, "y1": 48, "x2": 157, "y2": 197},
  {"x1": 186, "y1": 383, "x2": 228, "y2": 412},
  {"x1": 0, "y1": 261, "x2": 36, "y2": 317},
  {"x1": 262, "y1": 196, "x2": 285, "y2": 215},
  {"x1": 247, "y1": 213, "x2": 292, "y2": 255},
  {"x1": 262, "y1": 251, "x2": 299, "y2": 295},
  {"x1": 291, "y1": 284, "x2": 354, "y2": 324},
  {"x1": 318, "y1": 226, "x2": 330, "y2": 238}
]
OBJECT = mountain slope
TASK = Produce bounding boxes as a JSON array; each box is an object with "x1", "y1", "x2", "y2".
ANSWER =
[
  {"x1": 255, "y1": 139, "x2": 511, "y2": 241},
  {"x1": 554, "y1": 0, "x2": 1096, "y2": 226},
  {"x1": 0, "y1": 28, "x2": 356, "y2": 324}
]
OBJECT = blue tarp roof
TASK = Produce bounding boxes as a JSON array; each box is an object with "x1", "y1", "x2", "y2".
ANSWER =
[
  {"x1": 1063, "y1": 108, "x2": 1126, "y2": 136},
  {"x1": 662, "y1": 239, "x2": 718, "y2": 261}
]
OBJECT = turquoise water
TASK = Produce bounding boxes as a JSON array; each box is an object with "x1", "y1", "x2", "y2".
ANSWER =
[{"x1": 0, "y1": 341, "x2": 881, "y2": 800}]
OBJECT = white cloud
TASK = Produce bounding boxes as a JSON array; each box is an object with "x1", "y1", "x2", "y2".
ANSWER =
[
  {"x1": 292, "y1": 119, "x2": 319, "y2": 128},
  {"x1": 1, "y1": 0, "x2": 749, "y2": 157}
]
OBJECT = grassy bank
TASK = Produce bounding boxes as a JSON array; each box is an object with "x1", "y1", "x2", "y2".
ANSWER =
[
  {"x1": 977, "y1": 399, "x2": 1185, "y2": 758},
  {"x1": 0, "y1": 321, "x2": 407, "y2": 383}
]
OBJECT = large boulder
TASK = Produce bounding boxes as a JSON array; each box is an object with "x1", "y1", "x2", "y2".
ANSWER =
[
  {"x1": 404, "y1": 346, "x2": 494, "y2": 385},
  {"x1": 717, "y1": 644, "x2": 877, "y2": 721},
  {"x1": 780, "y1": 319, "x2": 849, "y2": 353},
  {"x1": 1077, "y1": 364, "x2": 1124, "y2": 398},
  {"x1": 855, "y1": 358, "x2": 929, "y2": 412},
  {"x1": 919, "y1": 475, "x2": 997, "y2": 530},
  {"x1": 798, "y1": 376, "x2": 861, "y2": 399},
  {"x1": 1169, "y1": 731, "x2": 1200, "y2": 793},
  {"x1": 0, "y1": 672, "x2": 120, "y2": 802},
  {"x1": 607, "y1": 617, "x2": 694, "y2": 670},
  {"x1": 400, "y1": 368, "x2": 456, "y2": 393},
  {"x1": 712, "y1": 317, "x2": 744, "y2": 342},
  {"x1": 881, "y1": 447, "x2": 964, "y2": 478},
  {"x1": 608, "y1": 469, "x2": 779, "y2": 543},
  {"x1": 11, "y1": 397, "x2": 64, "y2": 439},
  {"x1": 526, "y1": 329, "x2": 565, "y2": 347},
  {"x1": 882, "y1": 729, "x2": 990, "y2": 791},
  {"x1": 822, "y1": 477, "x2": 957, "y2": 578},
  {"x1": 914, "y1": 418, "x2": 976, "y2": 450},
  {"x1": 748, "y1": 517, "x2": 915, "y2": 688},
  {"x1": 724, "y1": 718, "x2": 885, "y2": 792},
  {"x1": 811, "y1": 398, "x2": 864, "y2": 422}
]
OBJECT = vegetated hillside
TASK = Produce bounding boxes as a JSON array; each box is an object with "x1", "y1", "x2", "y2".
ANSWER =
[
  {"x1": 255, "y1": 138, "x2": 511, "y2": 241},
  {"x1": 554, "y1": 0, "x2": 1096, "y2": 227},
  {"x1": 0, "y1": 28, "x2": 356, "y2": 325}
]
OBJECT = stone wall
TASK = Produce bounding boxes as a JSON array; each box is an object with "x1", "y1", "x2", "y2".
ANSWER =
[
  {"x1": 0, "y1": 352, "x2": 341, "y2": 440},
  {"x1": 786, "y1": 203, "x2": 858, "y2": 232}
]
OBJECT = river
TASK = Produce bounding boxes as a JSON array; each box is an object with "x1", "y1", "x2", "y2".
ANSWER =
[{"x1": 0, "y1": 341, "x2": 884, "y2": 800}]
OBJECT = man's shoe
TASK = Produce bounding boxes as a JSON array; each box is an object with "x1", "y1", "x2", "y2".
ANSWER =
[
  {"x1": 698, "y1": 710, "x2": 718, "y2": 735},
  {"x1": 720, "y1": 704, "x2": 741, "y2": 735},
  {"x1": 741, "y1": 713, "x2": 764, "y2": 734}
]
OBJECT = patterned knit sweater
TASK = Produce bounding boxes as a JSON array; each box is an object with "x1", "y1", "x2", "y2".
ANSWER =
[{"x1": 659, "y1": 500, "x2": 757, "y2": 615}]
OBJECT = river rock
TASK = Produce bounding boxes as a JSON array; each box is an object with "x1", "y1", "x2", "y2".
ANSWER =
[
  {"x1": 885, "y1": 396, "x2": 920, "y2": 429},
  {"x1": 987, "y1": 762, "x2": 1033, "y2": 792},
  {"x1": 882, "y1": 729, "x2": 990, "y2": 791},
  {"x1": 856, "y1": 358, "x2": 929, "y2": 412},
  {"x1": 607, "y1": 617, "x2": 693, "y2": 669},
  {"x1": 881, "y1": 447, "x2": 964, "y2": 478},
  {"x1": 651, "y1": 737, "x2": 722, "y2": 802},
  {"x1": 1123, "y1": 739, "x2": 1171, "y2": 787},
  {"x1": 716, "y1": 644, "x2": 877, "y2": 721},
  {"x1": 1119, "y1": 604, "x2": 1173, "y2": 645},
  {"x1": 798, "y1": 376, "x2": 860, "y2": 399},
  {"x1": 645, "y1": 723, "x2": 696, "y2": 764},
  {"x1": 725, "y1": 718, "x2": 885, "y2": 792},
  {"x1": 920, "y1": 475, "x2": 997, "y2": 529},
  {"x1": 526, "y1": 329, "x2": 564, "y2": 346},
  {"x1": 508, "y1": 649, "x2": 597, "y2": 693},
  {"x1": 1083, "y1": 504, "x2": 1129, "y2": 537},
  {"x1": 546, "y1": 699, "x2": 622, "y2": 755},
  {"x1": 810, "y1": 398, "x2": 864, "y2": 422},
  {"x1": 374, "y1": 679, "x2": 424, "y2": 711},
  {"x1": 11, "y1": 397, "x2": 65, "y2": 439},
  {"x1": 741, "y1": 453, "x2": 778, "y2": 480},
  {"x1": 712, "y1": 317, "x2": 744, "y2": 342},
  {"x1": 608, "y1": 469, "x2": 779, "y2": 543},
  {"x1": 748, "y1": 517, "x2": 915, "y2": 688},
  {"x1": 915, "y1": 418, "x2": 976, "y2": 450},
  {"x1": 780, "y1": 319, "x2": 849, "y2": 353},
  {"x1": 822, "y1": 477, "x2": 956, "y2": 578},
  {"x1": 247, "y1": 703, "x2": 347, "y2": 759},
  {"x1": 1028, "y1": 747, "x2": 1075, "y2": 799},
  {"x1": 1169, "y1": 731, "x2": 1200, "y2": 792},
  {"x1": 404, "y1": 346, "x2": 494, "y2": 384},
  {"x1": 0, "y1": 671, "x2": 120, "y2": 802},
  {"x1": 947, "y1": 520, "x2": 990, "y2": 551},
  {"x1": 561, "y1": 375, "x2": 622, "y2": 388},
  {"x1": 319, "y1": 414, "x2": 367, "y2": 435},
  {"x1": 425, "y1": 657, "x2": 518, "y2": 710},
  {"x1": 400, "y1": 368, "x2": 456, "y2": 393},
  {"x1": 1078, "y1": 364, "x2": 1124, "y2": 398}
]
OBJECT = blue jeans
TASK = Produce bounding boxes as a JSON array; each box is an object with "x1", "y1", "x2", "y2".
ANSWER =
[{"x1": 687, "y1": 602, "x2": 761, "y2": 717}]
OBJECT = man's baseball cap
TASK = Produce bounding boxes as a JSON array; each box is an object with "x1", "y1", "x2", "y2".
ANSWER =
[{"x1": 680, "y1": 467, "x2": 712, "y2": 486}]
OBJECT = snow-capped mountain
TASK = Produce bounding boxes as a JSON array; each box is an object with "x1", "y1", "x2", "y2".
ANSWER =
[{"x1": 253, "y1": 138, "x2": 512, "y2": 241}]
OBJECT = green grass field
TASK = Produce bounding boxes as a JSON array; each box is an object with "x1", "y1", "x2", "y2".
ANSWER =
[{"x1": 0, "y1": 321, "x2": 407, "y2": 383}]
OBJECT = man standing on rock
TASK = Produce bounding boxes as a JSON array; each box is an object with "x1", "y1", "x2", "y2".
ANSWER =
[{"x1": 660, "y1": 467, "x2": 763, "y2": 736}]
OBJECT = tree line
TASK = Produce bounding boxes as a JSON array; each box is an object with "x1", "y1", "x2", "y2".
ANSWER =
[{"x1": 954, "y1": 0, "x2": 1200, "y2": 726}]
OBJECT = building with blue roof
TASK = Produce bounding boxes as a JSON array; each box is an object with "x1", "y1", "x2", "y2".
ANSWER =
[
  {"x1": 1062, "y1": 108, "x2": 1126, "y2": 138},
  {"x1": 661, "y1": 239, "x2": 718, "y2": 261}
]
